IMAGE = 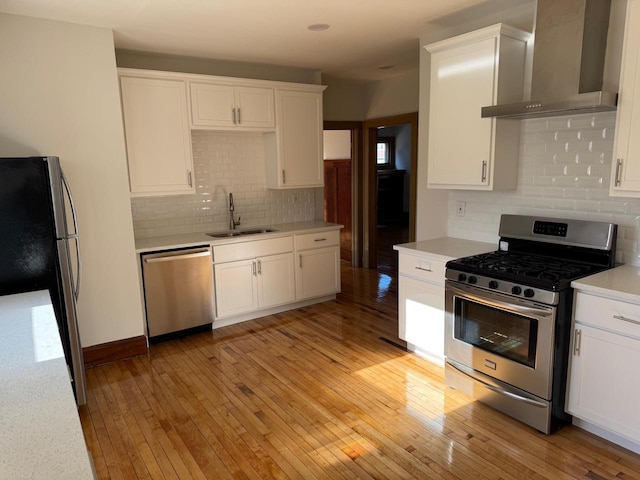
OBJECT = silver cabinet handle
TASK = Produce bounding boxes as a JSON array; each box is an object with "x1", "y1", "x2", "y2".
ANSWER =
[
  {"x1": 299, "y1": 254, "x2": 302, "y2": 268},
  {"x1": 415, "y1": 266, "x2": 432, "y2": 272},
  {"x1": 314, "y1": 238, "x2": 327, "y2": 242},
  {"x1": 257, "y1": 259, "x2": 262, "y2": 275},
  {"x1": 481, "y1": 160, "x2": 487, "y2": 182},
  {"x1": 252, "y1": 260, "x2": 257, "y2": 276},
  {"x1": 187, "y1": 170, "x2": 193, "y2": 187},
  {"x1": 232, "y1": 107, "x2": 237, "y2": 125},
  {"x1": 614, "y1": 159, "x2": 623, "y2": 187},
  {"x1": 282, "y1": 170, "x2": 286, "y2": 184},
  {"x1": 237, "y1": 107, "x2": 241, "y2": 124},
  {"x1": 613, "y1": 314, "x2": 640, "y2": 326},
  {"x1": 574, "y1": 329, "x2": 582, "y2": 356}
]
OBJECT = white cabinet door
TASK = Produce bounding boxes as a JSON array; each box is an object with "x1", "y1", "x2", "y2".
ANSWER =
[
  {"x1": 190, "y1": 82, "x2": 236, "y2": 128},
  {"x1": 428, "y1": 38, "x2": 495, "y2": 187},
  {"x1": 235, "y1": 86, "x2": 275, "y2": 129},
  {"x1": 567, "y1": 323, "x2": 640, "y2": 443},
  {"x1": 120, "y1": 76, "x2": 194, "y2": 196},
  {"x1": 611, "y1": 0, "x2": 640, "y2": 196},
  {"x1": 398, "y1": 275, "x2": 445, "y2": 364},
  {"x1": 296, "y1": 246, "x2": 340, "y2": 300},
  {"x1": 190, "y1": 82, "x2": 274, "y2": 130},
  {"x1": 425, "y1": 24, "x2": 527, "y2": 190},
  {"x1": 257, "y1": 253, "x2": 295, "y2": 309},
  {"x1": 214, "y1": 259, "x2": 258, "y2": 318},
  {"x1": 266, "y1": 89, "x2": 324, "y2": 188}
]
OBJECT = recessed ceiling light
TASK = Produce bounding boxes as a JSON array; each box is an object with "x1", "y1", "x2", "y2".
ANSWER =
[
  {"x1": 378, "y1": 64, "x2": 394, "y2": 70},
  {"x1": 307, "y1": 24, "x2": 330, "y2": 32}
]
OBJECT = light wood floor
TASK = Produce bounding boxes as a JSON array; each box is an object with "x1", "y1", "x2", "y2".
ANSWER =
[{"x1": 80, "y1": 262, "x2": 640, "y2": 480}]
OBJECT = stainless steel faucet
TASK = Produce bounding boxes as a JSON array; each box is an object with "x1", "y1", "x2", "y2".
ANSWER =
[{"x1": 229, "y1": 193, "x2": 241, "y2": 230}]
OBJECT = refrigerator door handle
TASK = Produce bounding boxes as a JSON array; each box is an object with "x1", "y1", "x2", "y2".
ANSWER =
[{"x1": 61, "y1": 170, "x2": 82, "y2": 301}]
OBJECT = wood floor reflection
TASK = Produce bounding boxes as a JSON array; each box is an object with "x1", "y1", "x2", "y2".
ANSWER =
[{"x1": 80, "y1": 262, "x2": 640, "y2": 480}]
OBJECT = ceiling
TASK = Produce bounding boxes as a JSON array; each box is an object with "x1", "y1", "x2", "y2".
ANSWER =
[{"x1": 0, "y1": 0, "x2": 533, "y2": 81}]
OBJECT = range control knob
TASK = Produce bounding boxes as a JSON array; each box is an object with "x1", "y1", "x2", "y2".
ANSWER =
[
  {"x1": 511, "y1": 286, "x2": 522, "y2": 295},
  {"x1": 523, "y1": 288, "x2": 535, "y2": 298},
  {"x1": 489, "y1": 280, "x2": 499, "y2": 289},
  {"x1": 468, "y1": 276, "x2": 477, "y2": 284},
  {"x1": 458, "y1": 273, "x2": 467, "y2": 282}
]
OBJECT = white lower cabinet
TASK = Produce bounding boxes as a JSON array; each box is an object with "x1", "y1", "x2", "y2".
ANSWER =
[
  {"x1": 397, "y1": 251, "x2": 447, "y2": 364},
  {"x1": 213, "y1": 237, "x2": 295, "y2": 320},
  {"x1": 567, "y1": 290, "x2": 640, "y2": 445},
  {"x1": 294, "y1": 231, "x2": 341, "y2": 300}
]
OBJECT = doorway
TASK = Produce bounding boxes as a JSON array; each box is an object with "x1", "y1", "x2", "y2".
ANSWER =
[
  {"x1": 364, "y1": 113, "x2": 418, "y2": 270},
  {"x1": 322, "y1": 121, "x2": 363, "y2": 267}
]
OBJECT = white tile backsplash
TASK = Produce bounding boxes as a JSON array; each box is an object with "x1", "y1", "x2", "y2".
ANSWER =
[
  {"x1": 447, "y1": 111, "x2": 640, "y2": 266},
  {"x1": 131, "y1": 131, "x2": 318, "y2": 238}
]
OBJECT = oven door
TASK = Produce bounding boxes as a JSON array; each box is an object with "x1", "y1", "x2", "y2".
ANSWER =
[{"x1": 445, "y1": 281, "x2": 556, "y2": 400}]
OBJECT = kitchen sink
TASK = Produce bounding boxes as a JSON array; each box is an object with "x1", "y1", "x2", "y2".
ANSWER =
[{"x1": 207, "y1": 228, "x2": 278, "y2": 238}]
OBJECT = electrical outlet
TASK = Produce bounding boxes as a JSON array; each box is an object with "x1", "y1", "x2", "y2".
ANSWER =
[{"x1": 456, "y1": 201, "x2": 466, "y2": 217}]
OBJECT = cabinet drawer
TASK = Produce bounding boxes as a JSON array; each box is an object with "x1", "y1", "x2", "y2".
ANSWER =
[
  {"x1": 574, "y1": 292, "x2": 640, "y2": 339},
  {"x1": 398, "y1": 253, "x2": 446, "y2": 285},
  {"x1": 295, "y1": 230, "x2": 339, "y2": 251},
  {"x1": 214, "y1": 236, "x2": 293, "y2": 263}
]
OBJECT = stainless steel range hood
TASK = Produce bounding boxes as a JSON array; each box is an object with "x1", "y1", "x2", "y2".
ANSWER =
[{"x1": 482, "y1": 0, "x2": 617, "y2": 119}]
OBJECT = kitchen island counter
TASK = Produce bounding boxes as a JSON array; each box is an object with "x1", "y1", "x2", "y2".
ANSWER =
[{"x1": 0, "y1": 290, "x2": 95, "y2": 479}]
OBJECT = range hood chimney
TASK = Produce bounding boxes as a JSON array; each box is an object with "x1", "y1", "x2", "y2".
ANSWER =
[{"x1": 482, "y1": 0, "x2": 617, "y2": 119}]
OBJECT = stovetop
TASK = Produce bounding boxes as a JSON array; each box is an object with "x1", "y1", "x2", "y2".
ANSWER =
[{"x1": 446, "y1": 250, "x2": 607, "y2": 291}]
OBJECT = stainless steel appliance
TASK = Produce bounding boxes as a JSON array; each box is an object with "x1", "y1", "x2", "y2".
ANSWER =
[
  {"x1": 141, "y1": 247, "x2": 214, "y2": 342},
  {"x1": 0, "y1": 156, "x2": 86, "y2": 405},
  {"x1": 444, "y1": 214, "x2": 617, "y2": 433}
]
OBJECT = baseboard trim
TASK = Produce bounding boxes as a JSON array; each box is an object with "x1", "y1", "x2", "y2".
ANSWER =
[{"x1": 83, "y1": 335, "x2": 148, "y2": 368}]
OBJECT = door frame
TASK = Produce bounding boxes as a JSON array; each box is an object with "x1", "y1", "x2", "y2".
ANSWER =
[
  {"x1": 363, "y1": 112, "x2": 418, "y2": 269},
  {"x1": 323, "y1": 121, "x2": 364, "y2": 267}
]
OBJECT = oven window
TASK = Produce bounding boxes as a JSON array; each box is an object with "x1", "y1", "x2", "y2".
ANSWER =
[{"x1": 454, "y1": 297, "x2": 538, "y2": 368}]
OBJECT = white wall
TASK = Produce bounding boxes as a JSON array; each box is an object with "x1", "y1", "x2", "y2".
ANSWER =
[{"x1": 0, "y1": 14, "x2": 144, "y2": 347}]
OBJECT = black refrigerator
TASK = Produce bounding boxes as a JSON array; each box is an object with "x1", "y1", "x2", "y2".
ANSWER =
[{"x1": 0, "y1": 156, "x2": 87, "y2": 405}]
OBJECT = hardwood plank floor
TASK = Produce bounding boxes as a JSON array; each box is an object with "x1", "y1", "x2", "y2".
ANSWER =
[{"x1": 81, "y1": 262, "x2": 640, "y2": 479}]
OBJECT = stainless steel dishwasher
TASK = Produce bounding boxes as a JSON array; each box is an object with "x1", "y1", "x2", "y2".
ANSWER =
[{"x1": 141, "y1": 246, "x2": 214, "y2": 341}]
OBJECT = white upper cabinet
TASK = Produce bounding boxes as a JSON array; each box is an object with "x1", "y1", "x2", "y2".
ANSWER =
[
  {"x1": 190, "y1": 82, "x2": 275, "y2": 130},
  {"x1": 611, "y1": 0, "x2": 640, "y2": 196},
  {"x1": 119, "y1": 74, "x2": 195, "y2": 196},
  {"x1": 425, "y1": 24, "x2": 529, "y2": 190},
  {"x1": 265, "y1": 87, "x2": 326, "y2": 189}
]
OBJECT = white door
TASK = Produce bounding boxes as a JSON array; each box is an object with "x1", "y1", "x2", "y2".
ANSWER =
[
  {"x1": 189, "y1": 82, "x2": 236, "y2": 128},
  {"x1": 428, "y1": 38, "x2": 496, "y2": 187},
  {"x1": 257, "y1": 253, "x2": 295, "y2": 309},
  {"x1": 296, "y1": 246, "x2": 340, "y2": 300},
  {"x1": 276, "y1": 90, "x2": 324, "y2": 187},
  {"x1": 214, "y1": 260, "x2": 257, "y2": 318},
  {"x1": 566, "y1": 323, "x2": 640, "y2": 443},
  {"x1": 120, "y1": 76, "x2": 194, "y2": 195},
  {"x1": 235, "y1": 86, "x2": 275, "y2": 129}
]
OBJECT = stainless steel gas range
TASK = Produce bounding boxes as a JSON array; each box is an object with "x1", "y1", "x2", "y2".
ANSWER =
[{"x1": 444, "y1": 215, "x2": 617, "y2": 433}]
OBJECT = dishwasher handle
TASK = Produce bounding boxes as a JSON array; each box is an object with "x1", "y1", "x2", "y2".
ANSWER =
[{"x1": 144, "y1": 250, "x2": 211, "y2": 264}]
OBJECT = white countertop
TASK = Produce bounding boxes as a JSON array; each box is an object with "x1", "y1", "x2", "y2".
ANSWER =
[
  {"x1": 0, "y1": 290, "x2": 95, "y2": 479},
  {"x1": 393, "y1": 237, "x2": 496, "y2": 262},
  {"x1": 135, "y1": 220, "x2": 342, "y2": 253},
  {"x1": 572, "y1": 264, "x2": 640, "y2": 304}
]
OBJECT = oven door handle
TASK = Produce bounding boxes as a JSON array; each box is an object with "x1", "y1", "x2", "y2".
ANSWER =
[
  {"x1": 447, "y1": 284, "x2": 553, "y2": 318},
  {"x1": 447, "y1": 359, "x2": 548, "y2": 408}
]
